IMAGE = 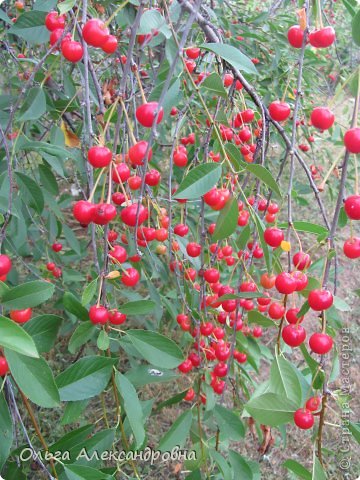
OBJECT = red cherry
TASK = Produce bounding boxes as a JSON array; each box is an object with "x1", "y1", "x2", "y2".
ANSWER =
[
  {"x1": 107, "y1": 230, "x2": 118, "y2": 243},
  {"x1": 286, "y1": 307, "x2": 304, "y2": 324},
  {"x1": 112, "y1": 193, "x2": 126, "y2": 205},
  {"x1": 61, "y1": 40, "x2": 84, "y2": 63},
  {"x1": 136, "y1": 102, "x2": 164, "y2": 128},
  {"x1": 73, "y1": 200, "x2": 95, "y2": 225},
  {"x1": 89, "y1": 305, "x2": 108, "y2": 324},
  {"x1": 128, "y1": 176, "x2": 142, "y2": 190},
  {"x1": 308, "y1": 289, "x2": 333, "y2": 311},
  {"x1": 306, "y1": 396, "x2": 322, "y2": 412},
  {"x1": 185, "y1": 47, "x2": 200, "y2": 59},
  {"x1": 252, "y1": 326, "x2": 263, "y2": 338},
  {"x1": 200, "y1": 322, "x2": 213, "y2": 336},
  {"x1": 45, "y1": 11, "x2": 66, "y2": 31},
  {"x1": 234, "y1": 351, "x2": 247, "y2": 363},
  {"x1": 292, "y1": 270, "x2": 308, "y2": 291},
  {"x1": 10, "y1": 308, "x2": 32, "y2": 323},
  {"x1": 309, "y1": 26, "x2": 335, "y2": 48},
  {"x1": 109, "y1": 245, "x2": 127, "y2": 263},
  {"x1": 343, "y1": 237, "x2": 360, "y2": 259},
  {"x1": 267, "y1": 202, "x2": 279, "y2": 214},
  {"x1": 293, "y1": 251, "x2": 311, "y2": 270},
  {"x1": 112, "y1": 163, "x2": 131, "y2": 184},
  {"x1": 264, "y1": 227, "x2": 284, "y2": 248},
  {"x1": 128, "y1": 141, "x2": 152, "y2": 166},
  {"x1": 46, "y1": 262, "x2": 55, "y2": 271},
  {"x1": 82, "y1": 19, "x2": 109, "y2": 47},
  {"x1": 145, "y1": 169, "x2": 161, "y2": 187},
  {"x1": 52, "y1": 267, "x2": 62, "y2": 278},
  {"x1": 93, "y1": 203, "x2": 117, "y2": 225},
  {"x1": 173, "y1": 147, "x2": 188, "y2": 167},
  {"x1": 294, "y1": 408, "x2": 314, "y2": 429},
  {"x1": 282, "y1": 324, "x2": 306, "y2": 347},
  {"x1": 344, "y1": 195, "x2": 360, "y2": 220},
  {"x1": 223, "y1": 73, "x2": 234, "y2": 87},
  {"x1": 186, "y1": 242, "x2": 201, "y2": 257},
  {"x1": 310, "y1": 107, "x2": 334, "y2": 130},
  {"x1": 213, "y1": 362, "x2": 228, "y2": 377},
  {"x1": 287, "y1": 25, "x2": 304, "y2": 48},
  {"x1": 212, "y1": 379, "x2": 226, "y2": 394},
  {"x1": 0, "y1": 254, "x2": 12, "y2": 276},
  {"x1": 121, "y1": 267, "x2": 140, "y2": 287},
  {"x1": 108, "y1": 310, "x2": 126, "y2": 325},
  {"x1": 188, "y1": 352, "x2": 201, "y2": 367},
  {"x1": 215, "y1": 344, "x2": 230, "y2": 361},
  {"x1": 174, "y1": 224, "x2": 189, "y2": 237},
  {"x1": 268, "y1": 302, "x2": 285, "y2": 320},
  {"x1": 120, "y1": 204, "x2": 148, "y2": 227},
  {"x1": 178, "y1": 359, "x2": 193, "y2": 373},
  {"x1": 0, "y1": 357, "x2": 9, "y2": 376},
  {"x1": 344, "y1": 127, "x2": 360, "y2": 153},
  {"x1": 260, "y1": 273, "x2": 276, "y2": 289},
  {"x1": 309, "y1": 332, "x2": 333, "y2": 354},
  {"x1": 204, "y1": 268, "x2": 220, "y2": 283},
  {"x1": 184, "y1": 388, "x2": 195, "y2": 401},
  {"x1": 239, "y1": 127, "x2": 251, "y2": 143},
  {"x1": 268, "y1": 101, "x2": 291, "y2": 122},
  {"x1": 275, "y1": 272, "x2": 297, "y2": 294},
  {"x1": 101, "y1": 35, "x2": 118, "y2": 54},
  {"x1": 52, "y1": 243, "x2": 62, "y2": 252},
  {"x1": 50, "y1": 28, "x2": 64, "y2": 47},
  {"x1": 87, "y1": 146, "x2": 112, "y2": 168}
]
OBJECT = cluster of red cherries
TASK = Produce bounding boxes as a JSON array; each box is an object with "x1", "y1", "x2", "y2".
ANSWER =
[{"x1": 45, "y1": 12, "x2": 118, "y2": 63}]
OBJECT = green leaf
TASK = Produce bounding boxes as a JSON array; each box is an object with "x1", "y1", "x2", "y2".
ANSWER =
[
  {"x1": 58, "y1": 0, "x2": 76, "y2": 15},
  {"x1": 68, "y1": 322, "x2": 96, "y2": 354},
  {"x1": 200, "y1": 43, "x2": 257, "y2": 75},
  {"x1": 97, "y1": 330, "x2": 109, "y2": 351},
  {"x1": 125, "y1": 365, "x2": 179, "y2": 387},
  {"x1": 0, "y1": 392, "x2": 13, "y2": 470},
  {"x1": 0, "y1": 9, "x2": 12, "y2": 24},
  {"x1": 61, "y1": 400, "x2": 89, "y2": 425},
  {"x1": 349, "y1": 422, "x2": 360, "y2": 443},
  {"x1": 1, "y1": 281, "x2": 55, "y2": 309},
  {"x1": 201, "y1": 72, "x2": 227, "y2": 98},
  {"x1": 247, "y1": 310, "x2": 276, "y2": 328},
  {"x1": 138, "y1": 9, "x2": 170, "y2": 38},
  {"x1": 15, "y1": 171, "x2": 45, "y2": 214},
  {"x1": 115, "y1": 371, "x2": 145, "y2": 448},
  {"x1": 56, "y1": 356, "x2": 116, "y2": 401},
  {"x1": 158, "y1": 410, "x2": 192, "y2": 451},
  {"x1": 63, "y1": 292, "x2": 89, "y2": 321},
  {"x1": 283, "y1": 460, "x2": 311, "y2": 480},
  {"x1": 225, "y1": 143, "x2": 243, "y2": 171},
  {"x1": 63, "y1": 225, "x2": 81, "y2": 255},
  {"x1": 245, "y1": 164, "x2": 282, "y2": 198},
  {"x1": 173, "y1": 163, "x2": 222, "y2": 200},
  {"x1": 333, "y1": 296, "x2": 351, "y2": 312},
  {"x1": 22, "y1": 314, "x2": 62, "y2": 353},
  {"x1": 352, "y1": 10, "x2": 360, "y2": 45},
  {"x1": 0, "y1": 315, "x2": 39, "y2": 358},
  {"x1": 278, "y1": 221, "x2": 328, "y2": 235},
  {"x1": 312, "y1": 455, "x2": 327, "y2": 480},
  {"x1": 64, "y1": 464, "x2": 112, "y2": 480},
  {"x1": 81, "y1": 278, "x2": 98, "y2": 306},
  {"x1": 229, "y1": 451, "x2": 253, "y2": 480},
  {"x1": 214, "y1": 405, "x2": 245, "y2": 440},
  {"x1": 209, "y1": 450, "x2": 232, "y2": 480},
  {"x1": 245, "y1": 392, "x2": 298, "y2": 426},
  {"x1": 5, "y1": 349, "x2": 60, "y2": 408},
  {"x1": 212, "y1": 196, "x2": 238, "y2": 241},
  {"x1": 18, "y1": 87, "x2": 46, "y2": 122},
  {"x1": 269, "y1": 355, "x2": 302, "y2": 406},
  {"x1": 342, "y1": 0, "x2": 357, "y2": 16},
  {"x1": 126, "y1": 329, "x2": 184, "y2": 368},
  {"x1": 8, "y1": 11, "x2": 49, "y2": 44},
  {"x1": 119, "y1": 300, "x2": 156, "y2": 315}
]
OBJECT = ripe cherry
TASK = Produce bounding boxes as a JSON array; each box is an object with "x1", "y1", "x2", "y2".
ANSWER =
[
  {"x1": 287, "y1": 25, "x2": 304, "y2": 48},
  {"x1": 0, "y1": 254, "x2": 12, "y2": 276},
  {"x1": 52, "y1": 243, "x2": 62, "y2": 252},
  {"x1": 293, "y1": 251, "x2": 311, "y2": 270},
  {"x1": 344, "y1": 127, "x2": 360, "y2": 153},
  {"x1": 344, "y1": 195, "x2": 360, "y2": 220},
  {"x1": 234, "y1": 351, "x2": 247, "y2": 363},
  {"x1": 309, "y1": 26, "x2": 335, "y2": 48},
  {"x1": 112, "y1": 163, "x2": 130, "y2": 183},
  {"x1": 10, "y1": 308, "x2": 32, "y2": 323},
  {"x1": 82, "y1": 19, "x2": 109, "y2": 48},
  {"x1": 268, "y1": 101, "x2": 291, "y2": 122},
  {"x1": 109, "y1": 245, "x2": 127, "y2": 263},
  {"x1": 93, "y1": 203, "x2": 116, "y2": 225},
  {"x1": 121, "y1": 267, "x2": 140, "y2": 287},
  {"x1": 204, "y1": 268, "x2": 220, "y2": 283},
  {"x1": 120, "y1": 204, "x2": 148, "y2": 227},
  {"x1": 184, "y1": 388, "x2": 195, "y2": 401},
  {"x1": 128, "y1": 141, "x2": 152, "y2": 166},
  {"x1": 101, "y1": 35, "x2": 118, "y2": 54},
  {"x1": 45, "y1": 11, "x2": 66, "y2": 31},
  {"x1": 185, "y1": 47, "x2": 200, "y2": 59},
  {"x1": 87, "y1": 146, "x2": 112, "y2": 168},
  {"x1": 108, "y1": 310, "x2": 126, "y2": 325},
  {"x1": 260, "y1": 272, "x2": 276, "y2": 289},
  {"x1": 286, "y1": 307, "x2": 304, "y2": 324},
  {"x1": 282, "y1": 324, "x2": 306, "y2": 347},
  {"x1": 306, "y1": 396, "x2": 322, "y2": 412},
  {"x1": 293, "y1": 270, "x2": 308, "y2": 291},
  {"x1": 50, "y1": 28, "x2": 65, "y2": 47},
  {"x1": 186, "y1": 242, "x2": 201, "y2": 257},
  {"x1": 253, "y1": 326, "x2": 263, "y2": 338},
  {"x1": 145, "y1": 169, "x2": 161, "y2": 187},
  {"x1": 61, "y1": 40, "x2": 84, "y2": 63},
  {"x1": 294, "y1": 408, "x2": 314, "y2": 430},
  {"x1": 73, "y1": 200, "x2": 95, "y2": 225},
  {"x1": 213, "y1": 362, "x2": 228, "y2": 377},
  {"x1": 136, "y1": 102, "x2": 164, "y2": 128},
  {"x1": 46, "y1": 262, "x2": 55, "y2": 271},
  {"x1": 275, "y1": 272, "x2": 297, "y2": 294},
  {"x1": 264, "y1": 227, "x2": 284, "y2": 248},
  {"x1": 308, "y1": 289, "x2": 333, "y2": 311},
  {"x1": 174, "y1": 224, "x2": 189, "y2": 237},
  {"x1": 89, "y1": 305, "x2": 108, "y2": 324},
  {"x1": 178, "y1": 359, "x2": 193, "y2": 373},
  {"x1": 268, "y1": 302, "x2": 285, "y2": 320},
  {"x1": 309, "y1": 332, "x2": 333, "y2": 354},
  {"x1": 0, "y1": 357, "x2": 9, "y2": 376},
  {"x1": 128, "y1": 176, "x2": 142, "y2": 190},
  {"x1": 310, "y1": 107, "x2": 334, "y2": 130},
  {"x1": 343, "y1": 237, "x2": 360, "y2": 259}
]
